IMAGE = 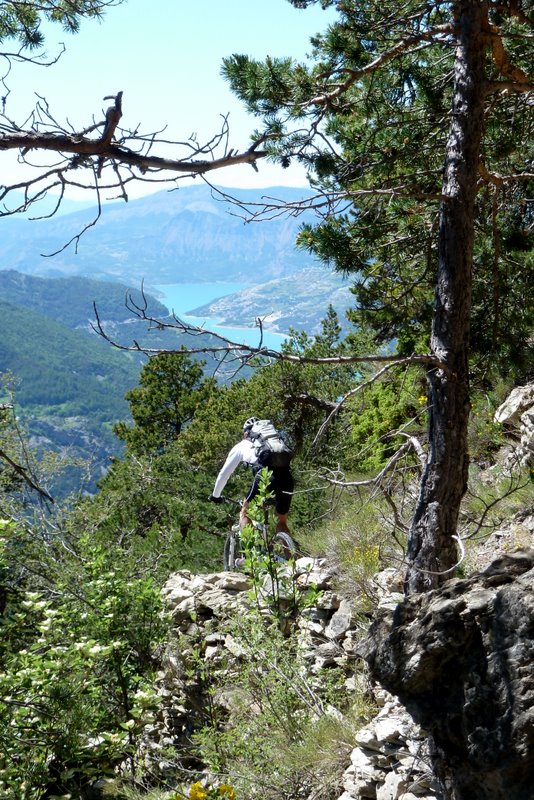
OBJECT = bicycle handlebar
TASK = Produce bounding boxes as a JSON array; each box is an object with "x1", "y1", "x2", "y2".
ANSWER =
[{"x1": 219, "y1": 495, "x2": 243, "y2": 508}]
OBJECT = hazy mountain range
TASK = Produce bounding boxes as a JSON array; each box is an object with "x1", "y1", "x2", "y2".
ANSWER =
[
  {"x1": 1, "y1": 185, "x2": 321, "y2": 288},
  {"x1": 0, "y1": 184, "x2": 354, "y2": 495},
  {"x1": 2, "y1": 184, "x2": 354, "y2": 334}
]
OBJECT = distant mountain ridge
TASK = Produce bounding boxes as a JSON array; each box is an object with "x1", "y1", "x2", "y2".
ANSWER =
[
  {"x1": 0, "y1": 185, "x2": 317, "y2": 287},
  {"x1": 0, "y1": 186, "x2": 356, "y2": 337}
]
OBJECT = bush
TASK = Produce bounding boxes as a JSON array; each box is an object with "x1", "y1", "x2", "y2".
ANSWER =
[
  {"x1": 301, "y1": 491, "x2": 407, "y2": 609},
  {"x1": 346, "y1": 369, "x2": 425, "y2": 474},
  {"x1": 0, "y1": 528, "x2": 167, "y2": 799}
]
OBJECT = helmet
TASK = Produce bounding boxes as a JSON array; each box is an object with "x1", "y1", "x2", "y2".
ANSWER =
[{"x1": 243, "y1": 416, "x2": 258, "y2": 432}]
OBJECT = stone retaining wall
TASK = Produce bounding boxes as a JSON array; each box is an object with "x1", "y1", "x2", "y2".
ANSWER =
[{"x1": 140, "y1": 559, "x2": 438, "y2": 800}]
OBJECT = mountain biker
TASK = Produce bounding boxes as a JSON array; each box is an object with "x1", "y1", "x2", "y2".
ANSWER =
[{"x1": 209, "y1": 416, "x2": 294, "y2": 534}]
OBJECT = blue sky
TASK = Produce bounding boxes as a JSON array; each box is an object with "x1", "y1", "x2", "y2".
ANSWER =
[{"x1": 5, "y1": 0, "x2": 334, "y2": 196}]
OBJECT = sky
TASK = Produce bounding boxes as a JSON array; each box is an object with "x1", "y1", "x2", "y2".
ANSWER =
[{"x1": 3, "y1": 0, "x2": 335, "y2": 199}]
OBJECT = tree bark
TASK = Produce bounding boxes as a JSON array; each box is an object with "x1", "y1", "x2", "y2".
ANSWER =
[{"x1": 405, "y1": 0, "x2": 488, "y2": 594}]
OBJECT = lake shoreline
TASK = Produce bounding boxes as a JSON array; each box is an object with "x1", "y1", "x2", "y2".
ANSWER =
[{"x1": 154, "y1": 282, "x2": 287, "y2": 350}]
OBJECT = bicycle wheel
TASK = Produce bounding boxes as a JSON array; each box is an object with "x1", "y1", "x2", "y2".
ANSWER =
[
  {"x1": 271, "y1": 531, "x2": 297, "y2": 561},
  {"x1": 223, "y1": 533, "x2": 235, "y2": 571},
  {"x1": 223, "y1": 530, "x2": 241, "y2": 571}
]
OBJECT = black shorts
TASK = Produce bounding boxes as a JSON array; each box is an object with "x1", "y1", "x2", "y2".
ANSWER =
[{"x1": 246, "y1": 467, "x2": 294, "y2": 515}]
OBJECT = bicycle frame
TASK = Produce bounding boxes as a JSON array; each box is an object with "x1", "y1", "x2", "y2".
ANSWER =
[{"x1": 219, "y1": 496, "x2": 296, "y2": 571}]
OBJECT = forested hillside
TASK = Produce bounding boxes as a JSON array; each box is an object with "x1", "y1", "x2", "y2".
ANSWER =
[
  {"x1": 0, "y1": 272, "x2": 232, "y2": 495},
  {"x1": 0, "y1": 270, "x2": 168, "y2": 329},
  {"x1": 0, "y1": 299, "x2": 139, "y2": 494},
  {"x1": 0, "y1": 272, "x2": 169, "y2": 495},
  {"x1": 0, "y1": 268, "x2": 283, "y2": 496},
  {"x1": 0, "y1": 299, "x2": 138, "y2": 408}
]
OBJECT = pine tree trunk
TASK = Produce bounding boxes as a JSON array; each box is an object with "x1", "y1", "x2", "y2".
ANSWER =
[{"x1": 405, "y1": 0, "x2": 488, "y2": 594}]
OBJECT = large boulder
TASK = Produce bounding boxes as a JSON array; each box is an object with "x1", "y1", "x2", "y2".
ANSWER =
[
  {"x1": 494, "y1": 383, "x2": 534, "y2": 468},
  {"x1": 363, "y1": 550, "x2": 534, "y2": 800}
]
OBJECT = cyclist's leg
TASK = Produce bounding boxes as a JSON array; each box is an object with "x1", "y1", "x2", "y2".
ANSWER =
[
  {"x1": 223, "y1": 533, "x2": 235, "y2": 571},
  {"x1": 272, "y1": 468, "x2": 294, "y2": 535},
  {"x1": 275, "y1": 514, "x2": 290, "y2": 534},
  {"x1": 239, "y1": 500, "x2": 250, "y2": 531}
]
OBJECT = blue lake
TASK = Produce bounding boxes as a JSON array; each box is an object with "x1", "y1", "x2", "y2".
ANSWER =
[{"x1": 154, "y1": 283, "x2": 287, "y2": 351}]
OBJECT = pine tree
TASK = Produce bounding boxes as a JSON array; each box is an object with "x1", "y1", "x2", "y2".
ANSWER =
[
  {"x1": 222, "y1": 0, "x2": 533, "y2": 592},
  {"x1": 114, "y1": 351, "x2": 215, "y2": 456},
  {"x1": 0, "y1": 0, "x2": 116, "y2": 48}
]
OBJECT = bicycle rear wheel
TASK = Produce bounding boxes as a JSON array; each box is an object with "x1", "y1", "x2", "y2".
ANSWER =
[{"x1": 271, "y1": 531, "x2": 297, "y2": 561}]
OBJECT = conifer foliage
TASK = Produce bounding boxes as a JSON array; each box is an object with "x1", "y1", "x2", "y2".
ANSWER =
[
  {"x1": 222, "y1": 0, "x2": 533, "y2": 591},
  {"x1": 0, "y1": 0, "x2": 119, "y2": 47}
]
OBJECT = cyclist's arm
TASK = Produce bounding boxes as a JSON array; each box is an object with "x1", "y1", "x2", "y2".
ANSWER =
[{"x1": 212, "y1": 443, "x2": 246, "y2": 498}]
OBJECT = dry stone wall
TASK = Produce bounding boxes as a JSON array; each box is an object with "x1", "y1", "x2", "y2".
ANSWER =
[{"x1": 140, "y1": 559, "x2": 438, "y2": 800}]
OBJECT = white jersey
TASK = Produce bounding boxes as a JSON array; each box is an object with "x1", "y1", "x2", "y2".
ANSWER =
[{"x1": 212, "y1": 439, "x2": 259, "y2": 498}]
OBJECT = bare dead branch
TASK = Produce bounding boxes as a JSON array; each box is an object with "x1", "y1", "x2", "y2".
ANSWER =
[
  {"x1": 320, "y1": 440, "x2": 415, "y2": 490},
  {"x1": 398, "y1": 432, "x2": 427, "y2": 469},
  {"x1": 91, "y1": 298, "x2": 439, "y2": 372},
  {"x1": 310, "y1": 360, "x2": 438, "y2": 451},
  {"x1": 460, "y1": 467, "x2": 531, "y2": 543},
  {"x1": 42, "y1": 168, "x2": 102, "y2": 255},
  {"x1": 382, "y1": 491, "x2": 410, "y2": 535},
  {"x1": 0, "y1": 42, "x2": 66, "y2": 69},
  {"x1": 0, "y1": 447, "x2": 54, "y2": 503},
  {"x1": 0, "y1": 93, "x2": 270, "y2": 223},
  {"x1": 289, "y1": 393, "x2": 338, "y2": 413},
  {"x1": 487, "y1": 80, "x2": 534, "y2": 93},
  {"x1": 0, "y1": 125, "x2": 268, "y2": 173},
  {"x1": 479, "y1": 160, "x2": 534, "y2": 186},
  {"x1": 205, "y1": 178, "x2": 442, "y2": 225}
]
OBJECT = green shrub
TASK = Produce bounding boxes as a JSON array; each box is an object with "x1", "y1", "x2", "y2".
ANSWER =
[
  {"x1": 346, "y1": 368, "x2": 425, "y2": 474},
  {"x1": 301, "y1": 491, "x2": 407, "y2": 609},
  {"x1": 0, "y1": 531, "x2": 167, "y2": 799}
]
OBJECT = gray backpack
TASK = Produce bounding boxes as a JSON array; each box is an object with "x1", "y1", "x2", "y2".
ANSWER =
[{"x1": 248, "y1": 419, "x2": 292, "y2": 469}]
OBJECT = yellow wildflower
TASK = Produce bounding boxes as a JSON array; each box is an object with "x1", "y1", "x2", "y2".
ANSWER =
[
  {"x1": 218, "y1": 785, "x2": 236, "y2": 800},
  {"x1": 189, "y1": 782, "x2": 208, "y2": 800}
]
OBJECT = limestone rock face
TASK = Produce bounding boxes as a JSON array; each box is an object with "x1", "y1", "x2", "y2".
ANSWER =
[
  {"x1": 341, "y1": 690, "x2": 438, "y2": 800},
  {"x1": 494, "y1": 383, "x2": 534, "y2": 468},
  {"x1": 363, "y1": 550, "x2": 534, "y2": 800},
  {"x1": 494, "y1": 384, "x2": 534, "y2": 426},
  {"x1": 145, "y1": 551, "x2": 534, "y2": 800}
]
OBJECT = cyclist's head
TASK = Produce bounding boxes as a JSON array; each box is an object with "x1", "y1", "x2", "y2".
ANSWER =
[{"x1": 243, "y1": 416, "x2": 258, "y2": 434}]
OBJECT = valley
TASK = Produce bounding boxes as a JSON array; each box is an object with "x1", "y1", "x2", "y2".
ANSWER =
[{"x1": 0, "y1": 185, "x2": 354, "y2": 496}]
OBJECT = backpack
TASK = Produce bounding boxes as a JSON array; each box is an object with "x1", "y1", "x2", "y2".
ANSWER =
[{"x1": 248, "y1": 419, "x2": 292, "y2": 469}]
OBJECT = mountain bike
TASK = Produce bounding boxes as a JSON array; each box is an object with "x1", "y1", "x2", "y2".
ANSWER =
[{"x1": 220, "y1": 496, "x2": 297, "y2": 571}]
